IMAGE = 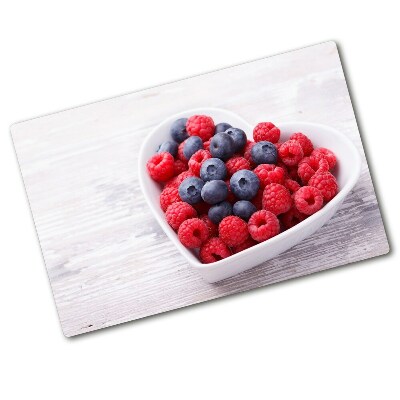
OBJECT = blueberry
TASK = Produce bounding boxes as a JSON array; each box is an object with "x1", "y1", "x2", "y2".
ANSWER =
[
  {"x1": 178, "y1": 177, "x2": 205, "y2": 204},
  {"x1": 170, "y1": 118, "x2": 189, "y2": 143},
  {"x1": 215, "y1": 122, "x2": 232, "y2": 134},
  {"x1": 200, "y1": 158, "x2": 227, "y2": 181},
  {"x1": 230, "y1": 170, "x2": 260, "y2": 200},
  {"x1": 183, "y1": 136, "x2": 203, "y2": 160},
  {"x1": 210, "y1": 132, "x2": 235, "y2": 161},
  {"x1": 233, "y1": 200, "x2": 257, "y2": 221},
  {"x1": 251, "y1": 141, "x2": 277, "y2": 164},
  {"x1": 208, "y1": 201, "x2": 233, "y2": 224},
  {"x1": 225, "y1": 128, "x2": 247, "y2": 152},
  {"x1": 158, "y1": 140, "x2": 178, "y2": 157},
  {"x1": 201, "y1": 180, "x2": 228, "y2": 205}
]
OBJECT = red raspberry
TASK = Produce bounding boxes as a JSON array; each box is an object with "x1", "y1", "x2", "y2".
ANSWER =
[
  {"x1": 284, "y1": 178, "x2": 301, "y2": 193},
  {"x1": 186, "y1": 115, "x2": 215, "y2": 142},
  {"x1": 278, "y1": 140, "x2": 304, "y2": 166},
  {"x1": 248, "y1": 210, "x2": 280, "y2": 242},
  {"x1": 275, "y1": 142, "x2": 283, "y2": 151},
  {"x1": 232, "y1": 237, "x2": 257, "y2": 254},
  {"x1": 165, "y1": 170, "x2": 195, "y2": 189},
  {"x1": 225, "y1": 180, "x2": 236, "y2": 203},
  {"x1": 188, "y1": 149, "x2": 211, "y2": 176},
  {"x1": 225, "y1": 156, "x2": 250, "y2": 177},
  {"x1": 203, "y1": 140, "x2": 211, "y2": 152},
  {"x1": 311, "y1": 148, "x2": 336, "y2": 170},
  {"x1": 298, "y1": 156, "x2": 329, "y2": 184},
  {"x1": 147, "y1": 152, "x2": 175, "y2": 182},
  {"x1": 178, "y1": 218, "x2": 209, "y2": 248},
  {"x1": 287, "y1": 166, "x2": 300, "y2": 181},
  {"x1": 243, "y1": 140, "x2": 256, "y2": 166},
  {"x1": 177, "y1": 141, "x2": 187, "y2": 162},
  {"x1": 218, "y1": 216, "x2": 249, "y2": 247},
  {"x1": 199, "y1": 237, "x2": 231, "y2": 263},
  {"x1": 160, "y1": 186, "x2": 180, "y2": 211},
  {"x1": 289, "y1": 132, "x2": 314, "y2": 156},
  {"x1": 294, "y1": 186, "x2": 324, "y2": 215},
  {"x1": 280, "y1": 207, "x2": 306, "y2": 229},
  {"x1": 173, "y1": 159, "x2": 188, "y2": 176},
  {"x1": 199, "y1": 214, "x2": 218, "y2": 237},
  {"x1": 262, "y1": 183, "x2": 292, "y2": 215},
  {"x1": 308, "y1": 171, "x2": 338, "y2": 202},
  {"x1": 193, "y1": 201, "x2": 211, "y2": 215},
  {"x1": 253, "y1": 164, "x2": 285, "y2": 188},
  {"x1": 166, "y1": 201, "x2": 197, "y2": 230},
  {"x1": 251, "y1": 188, "x2": 264, "y2": 210},
  {"x1": 253, "y1": 122, "x2": 280, "y2": 143}
]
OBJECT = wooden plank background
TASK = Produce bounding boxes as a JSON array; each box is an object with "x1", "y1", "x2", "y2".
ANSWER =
[{"x1": 11, "y1": 42, "x2": 389, "y2": 337}]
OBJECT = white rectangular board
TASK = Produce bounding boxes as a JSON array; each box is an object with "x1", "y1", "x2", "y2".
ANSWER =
[{"x1": 12, "y1": 42, "x2": 389, "y2": 337}]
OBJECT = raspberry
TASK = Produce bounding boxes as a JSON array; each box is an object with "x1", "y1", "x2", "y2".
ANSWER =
[
  {"x1": 147, "y1": 152, "x2": 175, "y2": 182},
  {"x1": 218, "y1": 216, "x2": 249, "y2": 247},
  {"x1": 165, "y1": 170, "x2": 195, "y2": 189},
  {"x1": 262, "y1": 183, "x2": 292, "y2": 215},
  {"x1": 199, "y1": 214, "x2": 218, "y2": 237},
  {"x1": 251, "y1": 188, "x2": 264, "y2": 210},
  {"x1": 275, "y1": 142, "x2": 283, "y2": 151},
  {"x1": 199, "y1": 237, "x2": 231, "y2": 263},
  {"x1": 232, "y1": 237, "x2": 257, "y2": 253},
  {"x1": 294, "y1": 186, "x2": 324, "y2": 215},
  {"x1": 243, "y1": 140, "x2": 256, "y2": 166},
  {"x1": 253, "y1": 122, "x2": 280, "y2": 143},
  {"x1": 289, "y1": 132, "x2": 314, "y2": 156},
  {"x1": 193, "y1": 201, "x2": 211, "y2": 215},
  {"x1": 298, "y1": 156, "x2": 329, "y2": 184},
  {"x1": 177, "y1": 141, "x2": 187, "y2": 162},
  {"x1": 186, "y1": 115, "x2": 215, "y2": 142},
  {"x1": 280, "y1": 207, "x2": 306, "y2": 229},
  {"x1": 248, "y1": 210, "x2": 280, "y2": 242},
  {"x1": 160, "y1": 186, "x2": 180, "y2": 211},
  {"x1": 203, "y1": 140, "x2": 211, "y2": 152},
  {"x1": 278, "y1": 140, "x2": 304, "y2": 166},
  {"x1": 225, "y1": 180, "x2": 236, "y2": 203},
  {"x1": 308, "y1": 171, "x2": 338, "y2": 202},
  {"x1": 178, "y1": 218, "x2": 209, "y2": 248},
  {"x1": 253, "y1": 164, "x2": 285, "y2": 188},
  {"x1": 284, "y1": 178, "x2": 301, "y2": 193},
  {"x1": 173, "y1": 159, "x2": 188, "y2": 176},
  {"x1": 188, "y1": 149, "x2": 211, "y2": 176},
  {"x1": 166, "y1": 201, "x2": 197, "y2": 230},
  {"x1": 225, "y1": 156, "x2": 250, "y2": 177},
  {"x1": 311, "y1": 148, "x2": 336, "y2": 170}
]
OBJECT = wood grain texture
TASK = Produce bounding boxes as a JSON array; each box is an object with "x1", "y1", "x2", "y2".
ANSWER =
[{"x1": 11, "y1": 42, "x2": 389, "y2": 337}]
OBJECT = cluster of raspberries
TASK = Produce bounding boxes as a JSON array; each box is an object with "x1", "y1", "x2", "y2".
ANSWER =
[{"x1": 147, "y1": 115, "x2": 338, "y2": 264}]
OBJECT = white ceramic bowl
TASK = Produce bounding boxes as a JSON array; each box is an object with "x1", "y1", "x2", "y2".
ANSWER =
[{"x1": 138, "y1": 108, "x2": 361, "y2": 283}]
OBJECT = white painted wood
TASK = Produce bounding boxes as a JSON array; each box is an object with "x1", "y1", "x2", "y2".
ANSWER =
[{"x1": 11, "y1": 42, "x2": 389, "y2": 337}]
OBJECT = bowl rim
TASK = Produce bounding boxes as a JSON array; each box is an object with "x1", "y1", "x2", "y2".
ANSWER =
[{"x1": 138, "y1": 107, "x2": 362, "y2": 271}]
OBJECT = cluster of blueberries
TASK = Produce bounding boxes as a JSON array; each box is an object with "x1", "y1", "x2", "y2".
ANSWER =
[{"x1": 168, "y1": 119, "x2": 278, "y2": 224}]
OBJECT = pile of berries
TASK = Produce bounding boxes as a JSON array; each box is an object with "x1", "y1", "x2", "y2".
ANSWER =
[{"x1": 147, "y1": 115, "x2": 338, "y2": 263}]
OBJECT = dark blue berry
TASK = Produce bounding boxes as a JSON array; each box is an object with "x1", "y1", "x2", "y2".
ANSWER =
[
  {"x1": 158, "y1": 140, "x2": 178, "y2": 157},
  {"x1": 208, "y1": 201, "x2": 233, "y2": 224},
  {"x1": 210, "y1": 132, "x2": 235, "y2": 161},
  {"x1": 233, "y1": 200, "x2": 257, "y2": 221},
  {"x1": 170, "y1": 118, "x2": 189, "y2": 143},
  {"x1": 230, "y1": 170, "x2": 260, "y2": 200},
  {"x1": 251, "y1": 141, "x2": 277, "y2": 164},
  {"x1": 200, "y1": 158, "x2": 227, "y2": 181},
  {"x1": 201, "y1": 180, "x2": 228, "y2": 205},
  {"x1": 225, "y1": 128, "x2": 247, "y2": 152},
  {"x1": 178, "y1": 177, "x2": 205, "y2": 204},
  {"x1": 183, "y1": 136, "x2": 203, "y2": 160},
  {"x1": 215, "y1": 122, "x2": 232, "y2": 134}
]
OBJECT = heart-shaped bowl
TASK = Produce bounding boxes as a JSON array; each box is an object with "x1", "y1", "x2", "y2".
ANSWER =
[{"x1": 138, "y1": 108, "x2": 361, "y2": 283}]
